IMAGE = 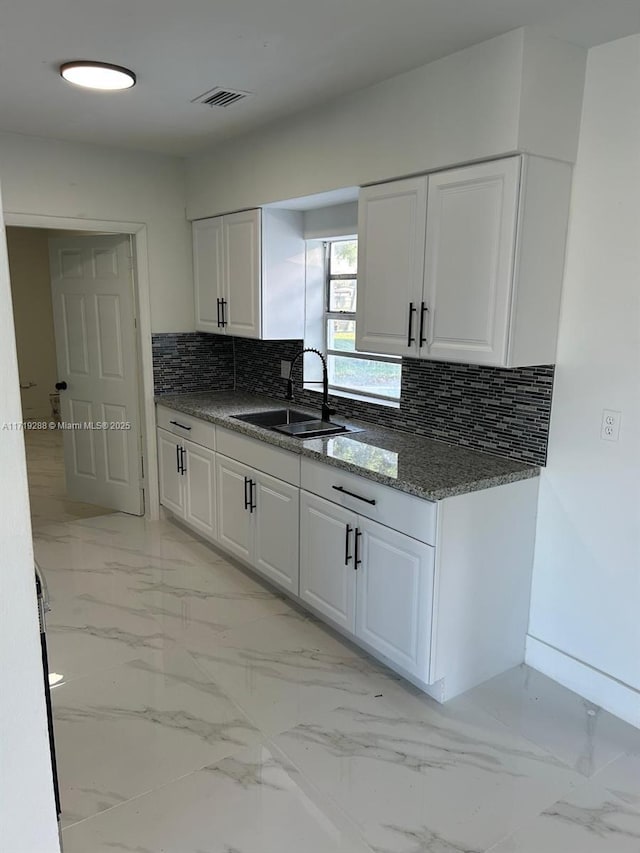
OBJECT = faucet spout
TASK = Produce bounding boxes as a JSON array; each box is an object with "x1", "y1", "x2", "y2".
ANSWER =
[{"x1": 286, "y1": 347, "x2": 336, "y2": 423}]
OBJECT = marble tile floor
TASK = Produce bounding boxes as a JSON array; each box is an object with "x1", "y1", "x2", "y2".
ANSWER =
[
  {"x1": 33, "y1": 513, "x2": 640, "y2": 853},
  {"x1": 24, "y1": 428, "x2": 114, "y2": 532}
]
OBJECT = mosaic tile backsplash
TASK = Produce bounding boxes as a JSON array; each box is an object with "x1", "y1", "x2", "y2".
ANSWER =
[
  {"x1": 153, "y1": 333, "x2": 554, "y2": 465},
  {"x1": 152, "y1": 333, "x2": 234, "y2": 395}
]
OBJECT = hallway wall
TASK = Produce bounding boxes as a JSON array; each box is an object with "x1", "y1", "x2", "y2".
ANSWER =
[{"x1": 6, "y1": 227, "x2": 58, "y2": 420}]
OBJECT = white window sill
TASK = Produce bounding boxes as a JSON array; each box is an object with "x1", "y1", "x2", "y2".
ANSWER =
[{"x1": 303, "y1": 384, "x2": 400, "y2": 410}]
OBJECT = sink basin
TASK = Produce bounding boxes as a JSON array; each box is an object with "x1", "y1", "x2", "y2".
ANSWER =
[
  {"x1": 231, "y1": 408, "x2": 361, "y2": 439},
  {"x1": 272, "y1": 420, "x2": 355, "y2": 439},
  {"x1": 232, "y1": 409, "x2": 316, "y2": 428}
]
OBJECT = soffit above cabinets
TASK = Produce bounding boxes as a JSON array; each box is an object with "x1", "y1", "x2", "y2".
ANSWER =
[{"x1": 1, "y1": 1, "x2": 639, "y2": 156}]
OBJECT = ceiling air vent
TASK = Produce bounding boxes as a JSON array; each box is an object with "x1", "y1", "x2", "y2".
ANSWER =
[{"x1": 191, "y1": 87, "x2": 251, "y2": 108}]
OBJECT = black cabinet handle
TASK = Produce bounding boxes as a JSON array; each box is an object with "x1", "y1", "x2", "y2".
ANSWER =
[
  {"x1": 345, "y1": 524, "x2": 353, "y2": 566},
  {"x1": 354, "y1": 528, "x2": 362, "y2": 569},
  {"x1": 220, "y1": 299, "x2": 227, "y2": 328},
  {"x1": 332, "y1": 485, "x2": 376, "y2": 506},
  {"x1": 176, "y1": 444, "x2": 181, "y2": 474},
  {"x1": 55, "y1": 381, "x2": 67, "y2": 391},
  {"x1": 169, "y1": 420, "x2": 191, "y2": 431},
  {"x1": 244, "y1": 476, "x2": 250, "y2": 511},
  {"x1": 216, "y1": 298, "x2": 222, "y2": 328},
  {"x1": 419, "y1": 302, "x2": 428, "y2": 347},
  {"x1": 407, "y1": 302, "x2": 416, "y2": 346},
  {"x1": 180, "y1": 446, "x2": 186, "y2": 475},
  {"x1": 249, "y1": 479, "x2": 257, "y2": 513}
]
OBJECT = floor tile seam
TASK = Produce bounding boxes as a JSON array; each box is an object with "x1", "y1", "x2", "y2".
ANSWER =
[
  {"x1": 461, "y1": 692, "x2": 612, "y2": 780},
  {"x1": 60, "y1": 757, "x2": 237, "y2": 834},
  {"x1": 50, "y1": 645, "x2": 178, "y2": 694},
  {"x1": 250, "y1": 733, "x2": 380, "y2": 853},
  {"x1": 176, "y1": 642, "x2": 275, "y2": 739}
]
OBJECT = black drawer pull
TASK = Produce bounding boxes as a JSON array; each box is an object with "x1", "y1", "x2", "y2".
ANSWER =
[
  {"x1": 176, "y1": 444, "x2": 181, "y2": 474},
  {"x1": 169, "y1": 420, "x2": 192, "y2": 431},
  {"x1": 244, "y1": 476, "x2": 250, "y2": 511},
  {"x1": 180, "y1": 446, "x2": 186, "y2": 475},
  {"x1": 220, "y1": 298, "x2": 227, "y2": 328},
  {"x1": 332, "y1": 485, "x2": 376, "y2": 506},
  {"x1": 354, "y1": 528, "x2": 362, "y2": 569},
  {"x1": 216, "y1": 298, "x2": 222, "y2": 327},
  {"x1": 249, "y1": 479, "x2": 257, "y2": 513}
]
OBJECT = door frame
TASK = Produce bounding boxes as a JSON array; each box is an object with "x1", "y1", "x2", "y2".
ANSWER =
[{"x1": 4, "y1": 212, "x2": 160, "y2": 519}]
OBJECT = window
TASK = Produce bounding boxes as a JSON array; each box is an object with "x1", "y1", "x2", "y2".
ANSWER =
[{"x1": 323, "y1": 239, "x2": 401, "y2": 403}]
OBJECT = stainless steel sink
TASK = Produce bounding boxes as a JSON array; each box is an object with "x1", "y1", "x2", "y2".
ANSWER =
[
  {"x1": 231, "y1": 409, "x2": 361, "y2": 439},
  {"x1": 232, "y1": 409, "x2": 316, "y2": 428}
]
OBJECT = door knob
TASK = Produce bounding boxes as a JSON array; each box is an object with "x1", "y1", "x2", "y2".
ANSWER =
[{"x1": 55, "y1": 381, "x2": 67, "y2": 391}]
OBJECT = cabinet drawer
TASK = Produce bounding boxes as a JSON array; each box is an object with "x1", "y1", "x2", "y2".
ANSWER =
[
  {"x1": 301, "y1": 458, "x2": 437, "y2": 545},
  {"x1": 156, "y1": 406, "x2": 216, "y2": 451},
  {"x1": 216, "y1": 427, "x2": 300, "y2": 486}
]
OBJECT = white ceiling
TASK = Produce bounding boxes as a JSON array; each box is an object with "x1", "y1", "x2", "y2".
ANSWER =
[{"x1": 0, "y1": 0, "x2": 638, "y2": 157}]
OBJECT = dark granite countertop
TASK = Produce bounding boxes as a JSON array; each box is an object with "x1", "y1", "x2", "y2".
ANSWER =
[{"x1": 155, "y1": 391, "x2": 539, "y2": 502}]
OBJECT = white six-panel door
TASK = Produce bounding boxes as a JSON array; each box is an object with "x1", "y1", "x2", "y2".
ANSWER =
[
  {"x1": 356, "y1": 519, "x2": 434, "y2": 681},
  {"x1": 223, "y1": 209, "x2": 261, "y2": 339},
  {"x1": 299, "y1": 491, "x2": 357, "y2": 632},
  {"x1": 423, "y1": 158, "x2": 520, "y2": 365},
  {"x1": 49, "y1": 235, "x2": 142, "y2": 514},
  {"x1": 356, "y1": 177, "x2": 427, "y2": 357}
]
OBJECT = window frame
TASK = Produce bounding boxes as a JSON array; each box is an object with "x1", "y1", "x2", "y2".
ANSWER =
[{"x1": 323, "y1": 239, "x2": 401, "y2": 404}]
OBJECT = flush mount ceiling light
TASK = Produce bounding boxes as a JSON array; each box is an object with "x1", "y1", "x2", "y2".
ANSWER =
[{"x1": 60, "y1": 61, "x2": 136, "y2": 91}]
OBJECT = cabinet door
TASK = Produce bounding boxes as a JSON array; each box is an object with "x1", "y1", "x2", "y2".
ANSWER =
[
  {"x1": 253, "y1": 472, "x2": 299, "y2": 594},
  {"x1": 299, "y1": 491, "x2": 357, "y2": 633},
  {"x1": 193, "y1": 217, "x2": 224, "y2": 334},
  {"x1": 184, "y1": 440, "x2": 217, "y2": 541},
  {"x1": 223, "y1": 209, "x2": 261, "y2": 339},
  {"x1": 216, "y1": 454, "x2": 253, "y2": 562},
  {"x1": 423, "y1": 158, "x2": 520, "y2": 366},
  {"x1": 356, "y1": 518, "x2": 434, "y2": 681},
  {"x1": 157, "y1": 428, "x2": 184, "y2": 517},
  {"x1": 356, "y1": 177, "x2": 427, "y2": 357}
]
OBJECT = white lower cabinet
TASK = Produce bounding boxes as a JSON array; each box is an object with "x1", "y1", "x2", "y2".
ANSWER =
[
  {"x1": 157, "y1": 427, "x2": 185, "y2": 517},
  {"x1": 158, "y1": 427, "x2": 216, "y2": 540},
  {"x1": 253, "y1": 473, "x2": 299, "y2": 594},
  {"x1": 300, "y1": 491, "x2": 357, "y2": 632},
  {"x1": 158, "y1": 409, "x2": 540, "y2": 703},
  {"x1": 216, "y1": 453, "x2": 300, "y2": 594},
  {"x1": 356, "y1": 518, "x2": 434, "y2": 681},
  {"x1": 216, "y1": 455, "x2": 253, "y2": 562},
  {"x1": 300, "y1": 491, "x2": 435, "y2": 679}
]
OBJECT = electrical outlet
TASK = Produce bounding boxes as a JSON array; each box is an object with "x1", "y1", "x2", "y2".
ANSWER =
[
  {"x1": 600, "y1": 409, "x2": 621, "y2": 442},
  {"x1": 280, "y1": 360, "x2": 291, "y2": 379}
]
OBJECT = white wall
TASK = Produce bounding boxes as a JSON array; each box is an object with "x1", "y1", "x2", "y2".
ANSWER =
[
  {"x1": 6, "y1": 228, "x2": 58, "y2": 419},
  {"x1": 0, "y1": 133, "x2": 191, "y2": 332},
  {"x1": 187, "y1": 28, "x2": 585, "y2": 219},
  {"x1": 0, "y1": 201, "x2": 60, "y2": 851},
  {"x1": 528, "y1": 34, "x2": 640, "y2": 725}
]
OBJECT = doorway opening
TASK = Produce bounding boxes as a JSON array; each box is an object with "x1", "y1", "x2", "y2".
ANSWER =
[{"x1": 6, "y1": 226, "x2": 145, "y2": 531}]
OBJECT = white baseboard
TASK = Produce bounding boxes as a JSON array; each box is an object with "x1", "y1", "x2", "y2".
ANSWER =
[{"x1": 526, "y1": 635, "x2": 640, "y2": 729}]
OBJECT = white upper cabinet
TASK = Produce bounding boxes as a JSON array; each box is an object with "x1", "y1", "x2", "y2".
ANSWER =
[
  {"x1": 193, "y1": 217, "x2": 224, "y2": 334},
  {"x1": 423, "y1": 158, "x2": 519, "y2": 366},
  {"x1": 356, "y1": 155, "x2": 572, "y2": 367},
  {"x1": 356, "y1": 177, "x2": 427, "y2": 357},
  {"x1": 193, "y1": 207, "x2": 305, "y2": 340},
  {"x1": 223, "y1": 209, "x2": 261, "y2": 338}
]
